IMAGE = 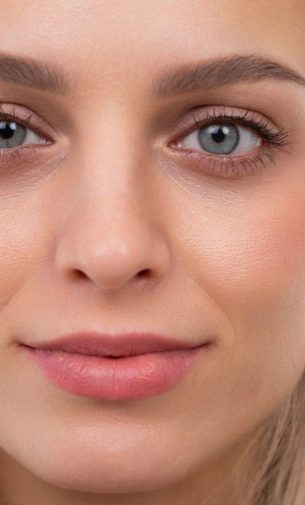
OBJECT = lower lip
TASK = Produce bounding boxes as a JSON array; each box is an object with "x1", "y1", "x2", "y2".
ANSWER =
[{"x1": 21, "y1": 344, "x2": 209, "y2": 401}]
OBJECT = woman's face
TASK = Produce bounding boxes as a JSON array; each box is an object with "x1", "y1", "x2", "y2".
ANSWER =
[{"x1": 1, "y1": 0, "x2": 305, "y2": 502}]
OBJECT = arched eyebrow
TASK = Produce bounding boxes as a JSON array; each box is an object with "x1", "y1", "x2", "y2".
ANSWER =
[
  {"x1": 0, "y1": 53, "x2": 304, "y2": 98},
  {"x1": 0, "y1": 53, "x2": 70, "y2": 94},
  {"x1": 153, "y1": 54, "x2": 305, "y2": 97}
]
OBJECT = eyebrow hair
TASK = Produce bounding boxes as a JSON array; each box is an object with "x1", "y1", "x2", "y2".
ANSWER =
[
  {"x1": 0, "y1": 53, "x2": 304, "y2": 99},
  {"x1": 154, "y1": 54, "x2": 305, "y2": 97},
  {"x1": 0, "y1": 53, "x2": 69, "y2": 94}
]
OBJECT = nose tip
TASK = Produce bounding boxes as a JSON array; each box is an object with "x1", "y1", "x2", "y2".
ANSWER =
[
  {"x1": 70, "y1": 239, "x2": 157, "y2": 290},
  {"x1": 73, "y1": 258, "x2": 153, "y2": 291},
  {"x1": 55, "y1": 212, "x2": 170, "y2": 292}
]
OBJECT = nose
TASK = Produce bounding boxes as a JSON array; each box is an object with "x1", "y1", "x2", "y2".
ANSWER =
[{"x1": 54, "y1": 174, "x2": 171, "y2": 293}]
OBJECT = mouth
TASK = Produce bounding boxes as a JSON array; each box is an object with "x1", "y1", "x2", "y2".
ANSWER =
[
  {"x1": 21, "y1": 331, "x2": 211, "y2": 358},
  {"x1": 20, "y1": 333, "x2": 212, "y2": 401}
]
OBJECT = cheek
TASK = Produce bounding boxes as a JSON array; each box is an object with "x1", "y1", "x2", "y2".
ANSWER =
[
  {"x1": 169, "y1": 182, "x2": 305, "y2": 443},
  {"x1": 0, "y1": 194, "x2": 51, "y2": 309},
  {"x1": 0, "y1": 207, "x2": 34, "y2": 307},
  {"x1": 179, "y1": 180, "x2": 305, "y2": 378},
  {"x1": 183, "y1": 183, "x2": 305, "y2": 315}
]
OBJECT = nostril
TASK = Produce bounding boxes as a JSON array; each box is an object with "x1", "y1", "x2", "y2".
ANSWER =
[
  {"x1": 137, "y1": 269, "x2": 151, "y2": 278},
  {"x1": 74, "y1": 269, "x2": 88, "y2": 280}
]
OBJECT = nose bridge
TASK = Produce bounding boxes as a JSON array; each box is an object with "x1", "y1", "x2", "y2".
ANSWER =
[
  {"x1": 72, "y1": 172, "x2": 153, "y2": 250},
  {"x1": 75, "y1": 99, "x2": 145, "y2": 184},
  {"x1": 54, "y1": 105, "x2": 170, "y2": 290},
  {"x1": 71, "y1": 102, "x2": 154, "y2": 240}
]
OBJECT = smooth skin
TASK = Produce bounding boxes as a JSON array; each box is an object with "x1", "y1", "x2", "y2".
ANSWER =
[{"x1": 0, "y1": 1, "x2": 305, "y2": 504}]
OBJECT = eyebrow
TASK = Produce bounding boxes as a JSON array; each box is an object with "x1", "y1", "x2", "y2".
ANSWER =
[
  {"x1": 154, "y1": 54, "x2": 305, "y2": 97},
  {"x1": 0, "y1": 53, "x2": 69, "y2": 94},
  {"x1": 0, "y1": 53, "x2": 304, "y2": 99}
]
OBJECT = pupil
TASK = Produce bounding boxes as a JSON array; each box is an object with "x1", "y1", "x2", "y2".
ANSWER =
[
  {"x1": 0, "y1": 122, "x2": 17, "y2": 140},
  {"x1": 211, "y1": 127, "x2": 226, "y2": 143}
]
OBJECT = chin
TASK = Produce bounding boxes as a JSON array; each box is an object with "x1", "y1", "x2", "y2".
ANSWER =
[{"x1": 11, "y1": 443, "x2": 187, "y2": 495}]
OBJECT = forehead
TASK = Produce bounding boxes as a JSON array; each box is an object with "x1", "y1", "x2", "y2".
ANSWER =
[{"x1": 0, "y1": 0, "x2": 304, "y2": 93}]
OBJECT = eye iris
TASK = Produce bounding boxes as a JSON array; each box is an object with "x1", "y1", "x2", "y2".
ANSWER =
[
  {"x1": 0, "y1": 121, "x2": 26, "y2": 148},
  {"x1": 198, "y1": 124, "x2": 240, "y2": 155}
]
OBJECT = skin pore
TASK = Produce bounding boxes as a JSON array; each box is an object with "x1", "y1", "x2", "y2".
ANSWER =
[{"x1": 0, "y1": 1, "x2": 305, "y2": 504}]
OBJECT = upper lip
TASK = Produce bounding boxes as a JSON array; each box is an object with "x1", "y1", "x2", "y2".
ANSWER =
[{"x1": 23, "y1": 332, "x2": 209, "y2": 358}]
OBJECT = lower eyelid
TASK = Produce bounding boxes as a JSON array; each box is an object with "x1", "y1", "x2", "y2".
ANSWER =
[
  {"x1": 165, "y1": 140, "x2": 280, "y2": 179},
  {"x1": 0, "y1": 139, "x2": 56, "y2": 166}
]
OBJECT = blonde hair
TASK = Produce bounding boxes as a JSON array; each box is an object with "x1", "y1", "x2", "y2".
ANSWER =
[{"x1": 230, "y1": 370, "x2": 305, "y2": 505}]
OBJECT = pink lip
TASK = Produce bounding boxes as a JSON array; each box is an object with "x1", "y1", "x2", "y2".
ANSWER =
[{"x1": 20, "y1": 332, "x2": 212, "y2": 401}]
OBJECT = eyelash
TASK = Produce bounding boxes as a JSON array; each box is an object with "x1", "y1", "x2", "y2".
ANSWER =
[
  {"x1": 0, "y1": 106, "x2": 293, "y2": 178},
  {"x1": 0, "y1": 107, "x2": 52, "y2": 165},
  {"x1": 169, "y1": 107, "x2": 293, "y2": 177}
]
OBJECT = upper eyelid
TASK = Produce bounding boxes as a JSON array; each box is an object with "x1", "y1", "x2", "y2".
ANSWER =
[
  {"x1": 0, "y1": 103, "x2": 55, "y2": 141},
  {"x1": 165, "y1": 104, "x2": 293, "y2": 160},
  {"x1": 171, "y1": 106, "x2": 278, "y2": 139},
  {"x1": 166, "y1": 106, "x2": 292, "y2": 152}
]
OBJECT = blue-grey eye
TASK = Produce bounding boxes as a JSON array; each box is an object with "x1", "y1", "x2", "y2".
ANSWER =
[
  {"x1": 198, "y1": 124, "x2": 239, "y2": 154},
  {"x1": 0, "y1": 121, "x2": 42, "y2": 148},
  {"x1": 180, "y1": 122, "x2": 261, "y2": 156}
]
